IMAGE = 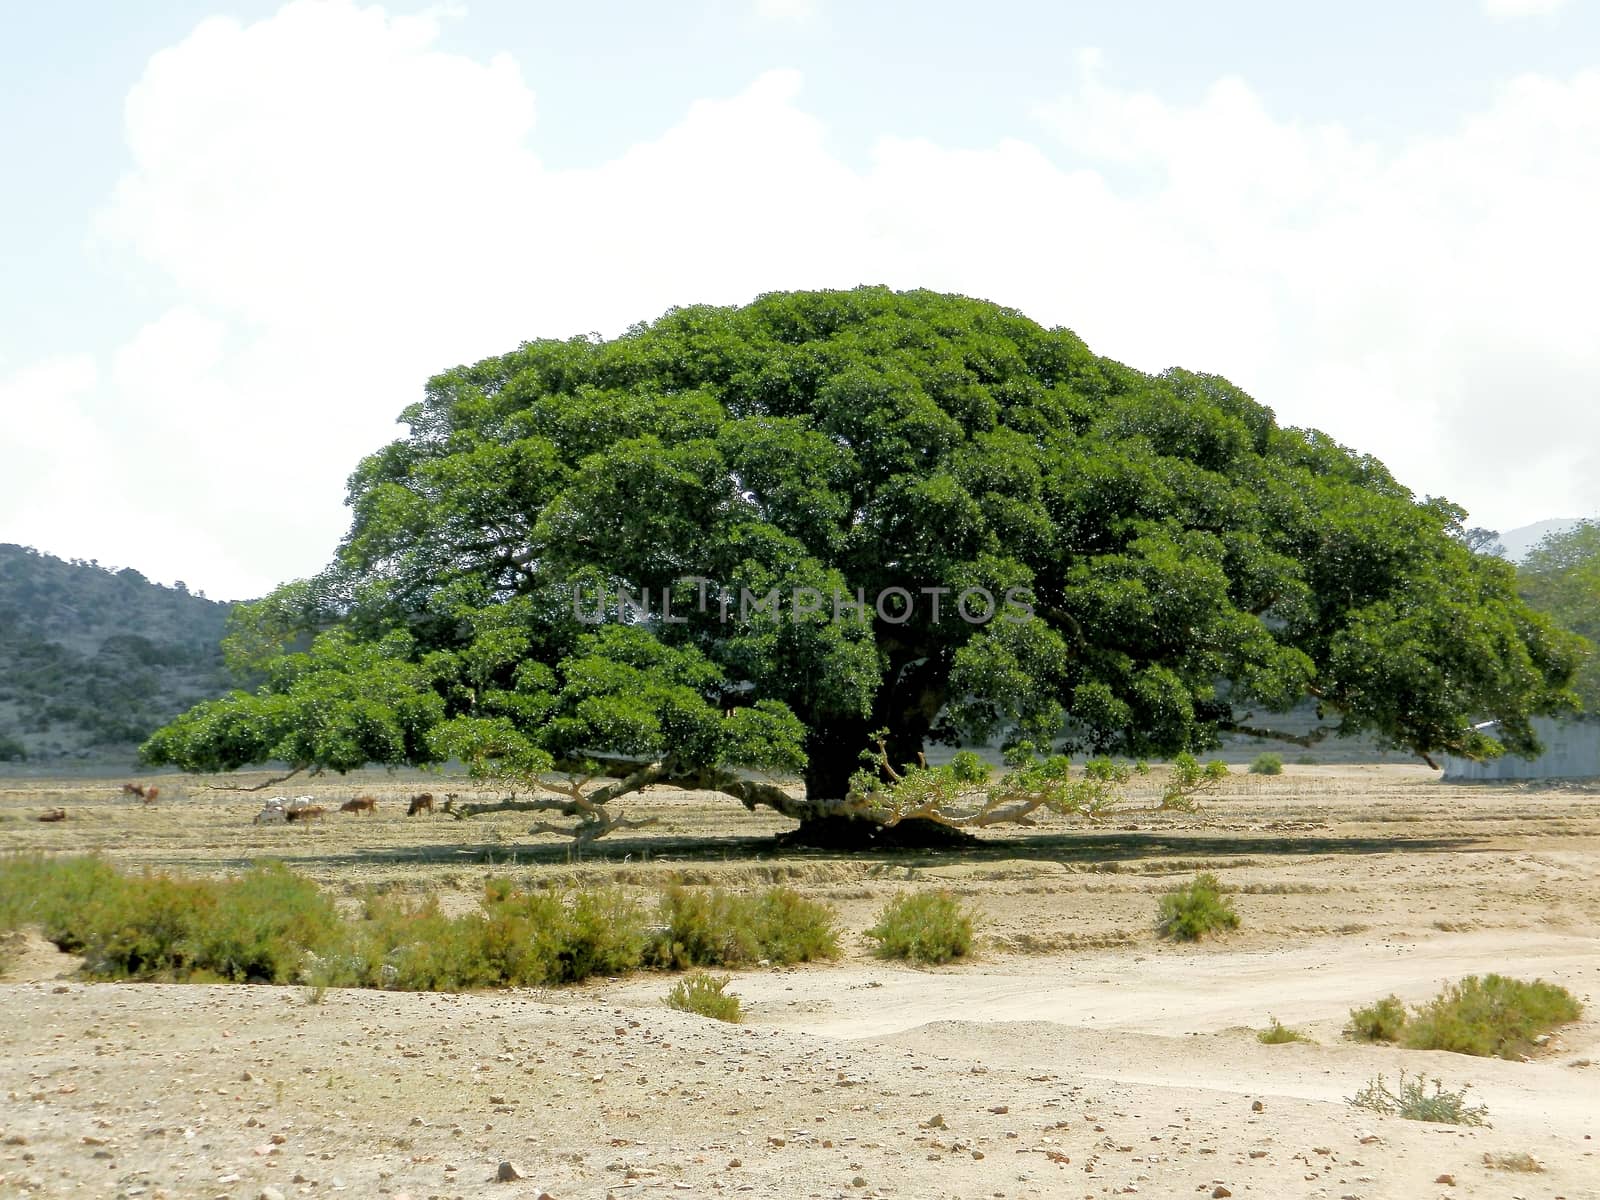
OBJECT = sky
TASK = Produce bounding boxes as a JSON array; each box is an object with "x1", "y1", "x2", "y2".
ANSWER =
[{"x1": 2, "y1": 0, "x2": 1598, "y2": 600}]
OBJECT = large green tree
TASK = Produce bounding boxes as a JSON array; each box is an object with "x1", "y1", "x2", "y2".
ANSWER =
[{"x1": 143, "y1": 287, "x2": 1581, "y2": 838}]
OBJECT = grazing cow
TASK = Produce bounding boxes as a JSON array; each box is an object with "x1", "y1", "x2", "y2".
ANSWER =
[
  {"x1": 340, "y1": 795, "x2": 378, "y2": 815},
  {"x1": 285, "y1": 804, "x2": 326, "y2": 823},
  {"x1": 406, "y1": 792, "x2": 435, "y2": 816},
  {"x1": 38, "y1": 807, "x2": 67, "y2": 822}
]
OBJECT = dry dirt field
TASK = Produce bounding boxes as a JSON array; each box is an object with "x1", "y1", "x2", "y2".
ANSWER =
[{"x1": 1, "y1": 764, "x2": 1598, "y2": 1200}]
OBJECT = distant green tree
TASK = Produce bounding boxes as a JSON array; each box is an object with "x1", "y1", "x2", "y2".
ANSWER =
[
  {"x1": 1519, "y1": 521, "x2": 1600, "y2": 714},
  {"x1": 141, "y1": 288, "x2": 1580, "y2": 841},
  {"x1": 1462, "y1": 527, "x2": 1505, "y2": 557}
]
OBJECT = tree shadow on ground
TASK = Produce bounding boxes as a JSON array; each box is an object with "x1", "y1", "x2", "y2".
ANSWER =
[{"x1": 254, "y1": 826, "x2": 1488, "y2": 877}]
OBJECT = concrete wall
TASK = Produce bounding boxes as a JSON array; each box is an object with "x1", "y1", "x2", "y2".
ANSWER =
[{"x1": 1442, "y1": 716, "x2": 1600, "y2": 781}]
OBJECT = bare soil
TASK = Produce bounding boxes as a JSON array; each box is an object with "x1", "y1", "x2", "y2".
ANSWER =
[{"x1": 1, "y1": 764, "x2": 1598, "y2": 1199}]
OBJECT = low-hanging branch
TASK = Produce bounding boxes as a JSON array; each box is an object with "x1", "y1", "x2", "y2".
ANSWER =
[
  {"x1": 827, "y1": 737, "x2": 1135, "y2": 832},
  {"x1": 1217, "y1": 719, "x2": 1338, "y2": 748},
  {"x1": 529, "y1": 807, "x2": 661, "y2": 845},
  {"x1": 447, "y1": 751, "x2": 815, "y2": 841},
  {"x1": 204, "y1": 765, "x2": 312, "y2": 792}
]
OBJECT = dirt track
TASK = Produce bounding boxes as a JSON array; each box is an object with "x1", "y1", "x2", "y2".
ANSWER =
[{"x1": 2, "y1": 764, "x2": 1598, "y2": 1199}]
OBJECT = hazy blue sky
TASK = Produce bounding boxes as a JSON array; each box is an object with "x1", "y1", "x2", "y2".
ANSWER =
[{"x1": 3, "y1": 0, "x2": 1597, "y2": 597}]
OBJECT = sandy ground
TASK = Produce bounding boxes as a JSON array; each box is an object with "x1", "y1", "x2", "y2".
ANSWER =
[{"x1": 2, "y1": 764, "x2": 1599, "y2": 1199}]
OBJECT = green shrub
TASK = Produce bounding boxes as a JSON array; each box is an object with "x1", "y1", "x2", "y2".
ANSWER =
[
  {"x1": 79, "y1": 873, "x2": 218, "y2": 979},
  {"x1": 1402, "y1": 974, "x2": 1581, "y2": 1059},
  {"x1": 0, "y1": 854, "x2": 125, "y2": 948},
  {"x1": 353, "y1": 894, "x2": 500, "y2": 991},
  {"x1": 1348, "y1": 994, "x2": 1408, "y2": 1043},
  {"x1": 744, "y1": 887, "x2": 841, "y2": 964},
  {"x1": 648, "y1": 886, "x2": 839, "y2": 969},
  {"x1": 866, "y1": 891, "x2": 974, "y2": 964},
  {"x1": 1156, "y1": 872, "x2": 1240, "y2": 941},
  {"x1": 1347, "y1": 1071, "x2": 1488, "y2": 1125},
  {"x1": 649, "y1": 887, "x2": 756, "y2": 968},
  {"x1": 1, "y1": 855, "x2": 341, "y2": 982},
  {"x1": 552, "y1": 888, "x2": 648, "y2": 981},
  {"x1": 664, "y1": 972, "x2": 742, "y2": 1022},
  {"x1": 1249, "y1": 753, "x2": 1284, "y2": 775},
  {"x1": 1257, "y1": 1016, "x2": 1312, "y2": 1044},
  {"x1": 0, "y1": 857, "x2": 842, "y2": 994},
  {"x1": 188, "y1": 861, "x2": 343, "y2": 983},
  {"x1": 351, "y1": 885, "x2": 649, "y2": 990}
]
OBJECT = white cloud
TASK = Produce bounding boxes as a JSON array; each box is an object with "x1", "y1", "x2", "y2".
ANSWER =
[
  {"x1": 4, "y1": 0, "x2": 1598, "y2": 597},
  {"x1": 1482, "y1": 0, "x2": 1569, "y2": 19}
]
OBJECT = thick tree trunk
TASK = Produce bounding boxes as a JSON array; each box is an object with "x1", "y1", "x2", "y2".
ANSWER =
[
  {"x1": 801, "y1": 721, "x2": 872, "y2": 805},
  {"x1": 798, "y1": 715, "x2": 961, "y2": 847}
]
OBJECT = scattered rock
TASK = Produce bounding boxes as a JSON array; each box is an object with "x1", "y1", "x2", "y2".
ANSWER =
[
  {"x1": 1435, "y1": 1175, "x2": 1455, "y2": 1186},
  {"x1": 496, "y1": 1160, "x2": 527, "y2": 1182},
  {"x1": 1212, "y1": 1188, "x2": 1232, "y2": 1199},
  {"x1": 258, "y1": 1188, "x2": 285, "y2": 1200},
  {"x1": 921, "y1": 1114, "x2": 946, "y2": 1129},
  {"x1": 1250, "y1": 1100, "x2": 1264, "y2": 1113}
]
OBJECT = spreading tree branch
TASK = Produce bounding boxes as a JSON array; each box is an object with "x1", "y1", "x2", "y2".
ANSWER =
[
  {"x1": 1216, "y1": 720, "x2": 1337, "y2": 748},
  {"x1": 205, "y1": 765, "x2": 312, "y2": 792}
]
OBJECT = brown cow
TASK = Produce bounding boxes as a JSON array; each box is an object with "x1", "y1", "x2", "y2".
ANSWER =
[
  {"x1": 285, "y1": 805, "x2": 326, "y2": 823},
  {"x1": 340, "y1": 795, "x2": 378, "y2": 815},
  {"x1": 406, "y1": 793, "x2": 435, "y2": 816},
  {"x1": 141, "y1": 786, "x2": 159, "y2": 804},
  {"x1": 38, "y1": 807, "x2": 67, "y2": 822}
]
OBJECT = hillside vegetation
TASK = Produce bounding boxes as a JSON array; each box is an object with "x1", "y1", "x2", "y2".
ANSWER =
[{"x1": 0, "y1": 545, "x2": 236, "y2": 762}]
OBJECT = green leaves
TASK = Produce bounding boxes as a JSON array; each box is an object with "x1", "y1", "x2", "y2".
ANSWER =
[
  {"x1": 145, "y1": 286, "x2": 1579, "y2": 805},
  {"x1": 143, "y1": 628, "x2": 445, "y2": 774}
]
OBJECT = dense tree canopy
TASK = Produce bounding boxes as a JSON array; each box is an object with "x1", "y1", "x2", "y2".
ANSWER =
[{"x1": 143, "y1": 287, "x2": 1581, "y2": 837}]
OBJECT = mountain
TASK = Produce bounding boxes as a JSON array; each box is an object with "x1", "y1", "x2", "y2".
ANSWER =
[
  {"x1": 1498, "y1": 518, "x2": 1588, "y2": 563},
  {"x1": 0, "y1": 545, "x2": 239, "y2": 763}
]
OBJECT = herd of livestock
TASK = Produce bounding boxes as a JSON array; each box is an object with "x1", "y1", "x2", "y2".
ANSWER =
[
  {"x1": 249, "y1": 791, "x2": 452, "y2": 824},
  {"x1": 29, "y1": 785, "x2": 457, "y2": 824}
]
